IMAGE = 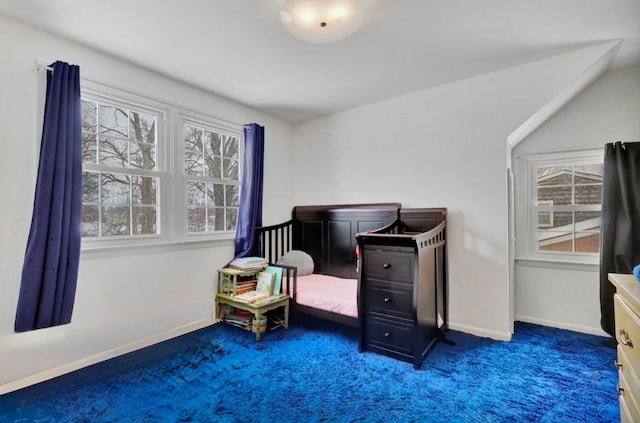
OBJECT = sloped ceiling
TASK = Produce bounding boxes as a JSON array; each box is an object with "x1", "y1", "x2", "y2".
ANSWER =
[{"x1": 0, "y1": 0, "x2": 638, "y2": 123}]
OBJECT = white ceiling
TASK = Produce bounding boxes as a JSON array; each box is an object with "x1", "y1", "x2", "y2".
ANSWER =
[{"x1": 1, "y1": 0, "x2": 639, "y2": 123}]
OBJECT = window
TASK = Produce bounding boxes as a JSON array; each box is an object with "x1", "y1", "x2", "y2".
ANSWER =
[
  {"x1": 80, "y1": 82, "x2": 242, "y2": 248},
  {"x1": 524, "y1": 150, "x2": 603, "y2": 262},
  {"x1": 183, "y1": 121, "x2": 240, "y2": 234}
]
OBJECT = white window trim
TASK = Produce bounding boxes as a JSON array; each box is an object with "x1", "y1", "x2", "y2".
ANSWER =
[
  {"x1": 518, "y1": 149, "x2": 602, "y2": 265},
  {"x1": 176, "y1": 110, "x2": 243, "y2": 241},
  {"x1": 79, "y1": 80, "x2": 243, "y2": 256}
]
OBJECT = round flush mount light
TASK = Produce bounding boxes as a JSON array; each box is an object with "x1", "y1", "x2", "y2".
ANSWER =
[{"x1": 280, "y1": 0, "x2": 365, "y2": 44}]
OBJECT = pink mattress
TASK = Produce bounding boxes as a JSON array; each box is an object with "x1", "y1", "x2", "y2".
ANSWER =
[{"x1": 292, "y1": 274, "x2": 358, "y2": 318}]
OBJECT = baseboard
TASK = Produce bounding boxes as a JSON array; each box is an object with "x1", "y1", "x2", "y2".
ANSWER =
[
  {"x1": 515, "y1": 314, "x2": 610, "y2": 337},
  {"x1": 447, "y1": 322, "x2": 512, "y2": 341},
  {"x1": 0, "y1": 318, "x2": 214, "y2": 395}
]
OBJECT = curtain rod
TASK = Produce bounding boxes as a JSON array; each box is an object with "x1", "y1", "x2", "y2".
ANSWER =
[{"x1": 34, "y1": 59, "x2": 53, "y2": 72}]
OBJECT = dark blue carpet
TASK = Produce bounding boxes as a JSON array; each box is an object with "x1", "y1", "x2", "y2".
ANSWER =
[{"x1": 0, "y1": 321, "x2": 619, "y2": 422}]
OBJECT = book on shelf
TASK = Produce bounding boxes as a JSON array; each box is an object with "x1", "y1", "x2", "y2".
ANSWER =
[
  {"x1": 232, "y1": 271, "x2": 276, "y2": 303},
  {"x1": 229, "y1": 256, "x2": 268, "y2": 271},
  {"x1": 255, "y1": 271, "x2": 275, "y2": 295},
  {"x1": 233, "y1": 290, "x2": 270, "y2": 303},
  {"x1": 265, "y1": 265, "x2": 283, "y2": 295},
  {"x1": 250, "y1": 294, "x2": 286, "y2": 307}
]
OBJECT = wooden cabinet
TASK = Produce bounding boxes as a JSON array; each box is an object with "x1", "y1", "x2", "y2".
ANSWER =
[
  {"x1": 358, "y1": 241, "x2": 441, "y2": 369},
  {"x1": 609, "y1": 273, "x2": 640, "y2": 422}
]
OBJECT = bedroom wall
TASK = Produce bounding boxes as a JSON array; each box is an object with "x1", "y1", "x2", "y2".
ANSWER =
[
  {"x1": 290, "y1": 43, "x2": 620, "y2": 340},
  {"x1": 512, "y1": 65, "x2": 640, "y2": 335},
  {"x1": 0, "y1": 16, "x2": 295, "y2": 393}
]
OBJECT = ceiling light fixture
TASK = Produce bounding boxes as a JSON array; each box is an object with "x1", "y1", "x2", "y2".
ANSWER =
[{"x1": 280, "y1": 0, "x2": 365, "y2": 44}]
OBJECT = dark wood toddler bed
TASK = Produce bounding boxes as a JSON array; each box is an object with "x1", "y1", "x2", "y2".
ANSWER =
[
  {"x1": 251, "y1": 204, "x2": 448, "y2": 345},
  {"x1": 252, "y1": 203, "x2": 400, "y2": 327}
]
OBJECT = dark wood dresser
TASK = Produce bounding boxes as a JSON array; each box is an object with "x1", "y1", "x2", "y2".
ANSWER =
[{"x1": 357, "y1": 208, "x2": 447, "y2": 369}]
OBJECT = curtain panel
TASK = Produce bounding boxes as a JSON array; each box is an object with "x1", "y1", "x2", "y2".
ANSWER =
[
  {"x1": 233, "y1": 123, "x2": 265, "y2": 258},
  {"x1": 14, "y1": 61, "x2": 83, "y2": 332},
  {"x1": 600, "y1": 141, "x2": 640, "y2": 337}
]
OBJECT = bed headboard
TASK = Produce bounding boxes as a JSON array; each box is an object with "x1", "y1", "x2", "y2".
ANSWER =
[{"x1": 292, "y1": 203, "x2": 400, "y2": 279}]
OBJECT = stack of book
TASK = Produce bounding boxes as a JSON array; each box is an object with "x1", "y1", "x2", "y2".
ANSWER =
[
  {"x1": 223, "y1": 311, "x2": 253, "y2": 330},
  {"x1": 229, "y1": 256, "x2": 268, "y2": 271},
  {"x1": 234, "y1": 271, "x2": 275, "y2": 303},
  {"x1": 220, "y1": 278, "x2": 256, "y2": 295}
]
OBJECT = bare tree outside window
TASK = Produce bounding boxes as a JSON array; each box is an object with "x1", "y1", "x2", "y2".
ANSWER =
[
  {"x1": 184, "y1": 124, "x2": 239, "y2": 233},
  {"x1": 81, "y1": 99, "x2": 159, "y2": 238}
]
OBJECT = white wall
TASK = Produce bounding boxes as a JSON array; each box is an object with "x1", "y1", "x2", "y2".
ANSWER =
[
  {"x1": 291, "y1": 43, "x2": 622, "y2": 340},
  {"x1": 0, "y1": 16, "x2": 295, "y2": 393},
  {"x1": 513, "y1": 66, "x2": 640, "y2": 335}
]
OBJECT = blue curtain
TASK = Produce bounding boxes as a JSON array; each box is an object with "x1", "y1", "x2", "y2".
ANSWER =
[
  {"x1": 234, "y1": 123, "x2": 265, "y2": 258},
  {"x1": 14, "y1": 61, "x2": 83, "y2": 332},
  {"x1": 599, "y1": 141, "x2": 640, "y2": 337}
]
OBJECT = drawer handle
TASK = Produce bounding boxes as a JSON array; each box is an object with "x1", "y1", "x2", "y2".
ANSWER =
[
  {"x1": 383, "y1": 263, "x2": 391, "y2": 269},
  {"x1": 617, "y1": 385, "x2": 625, "y2": 395},
  {"x1": 384, "y1": 297, "x2": 391, "y2": 303},
  {"x1": 384, "y1": 332, "x2": 391, "y2": 338},
  {"x1": 619, "y1": 329, "x2": 634, "y2": 348},
  {"x1": 615, "y1": 360, "x2": 623, "y2": 370}
]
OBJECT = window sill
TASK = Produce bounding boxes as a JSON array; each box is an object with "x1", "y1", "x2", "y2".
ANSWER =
[
  {"x1": 515, "y1": 256, "x2": 600, "y2": 271},
  {"x1": 80, "y1": 236, "x2": 235, "y2": 260}
]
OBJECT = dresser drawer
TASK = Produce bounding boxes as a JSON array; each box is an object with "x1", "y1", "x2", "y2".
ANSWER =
[
  {"x1": 362, "y1": 279, "x2": 413, "y2": 318},
  {"x1": 618, "y1": 344, "x2": 640, "y2": 407},
  {"x1": 363, "y1": 313, "x2": 414, "y2": 358},
  {"x1": 614, "y1": 294, "x2": 640, "y2": 372},
  {"x1": 363, "y1": 249, "x2": 413, "y2": 283},
  {"x1": 619, "y1": 370, "x2": 640, "y2": 423}
]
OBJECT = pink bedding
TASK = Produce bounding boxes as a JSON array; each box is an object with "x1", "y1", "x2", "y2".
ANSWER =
[{"x1": 291, "y1": 274, "x2": 358, "y2": 318}]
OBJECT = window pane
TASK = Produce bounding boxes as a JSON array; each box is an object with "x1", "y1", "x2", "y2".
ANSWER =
[
  {"x1": 537, "y1": 186, "x2": 571, "y2": 205},
  {"x1": 83, "y1": 133, "x2": 97, "y2": 164},
  {"x1": 575, "y1": 185, "x2": 601, "y2": 205},
  {"x1": 214, "y1": 208, "x2": 225, "y2": 231},
  {"x1": 226, "y1": 207, "x2": 238, "y2": 231},
  {"x1": 576, "y1": 211, "x2": 600, "y2": 227},
  {"x1": 81, "y1": 100, "x2": 97, "y2": 134},
  {"x1": 187, "y1": 181, "x2": 206, "y2": 206},
  {"x1": 99, "y1": 137, "x2": 129, "y2": 168},
  {"x1": 223, "y1": 158, "x2": 238, "y2": 180},
  {"x1": 207, "y1": 207, "x2": 217, "y2": 231},
  {"x1": 184, "y1": 125, "x2": 202, "y2": 153},
  {"x1": 185, "y1": 152, "x2": 203, "y2": 176},
  {"x1": 224, "y1": 135, "x2": 239, "y2": 159},
  {"x1": 209, "y1": 183, "x2": 225, "y2": 207},
  {"x1": 188, "y1": 208, "x2": 206, "y2": 232},
  {"x1": 99, "y1": 105, "x2": 129, "y2": 138},
  {"x1": 130, "y1": 142, "x2": 156, "y2": 170},
  {"x1": 82, "y1": 171, "x2": 99, "y2": 203},
  {"x1": 129, "y1": 111, "x2": 156, "y2": 143},
  {"x1": 537, "y1": 166, "x2": 572, "y2": 186},
  {"x1": 226, "y1": 185, "x2": 239, "y2": 207},
  {"x1": 102, "y1": 206, "x2": 131, "y2": 236},
  {"x1": 132, "y1": 176, "x2": 157, "y2": 205},
  {"x1": 133, "y1": 206, "x2": 157, "y2": 235},
  {"x1": 205, "y1": 156, "x2": 222, "y2": 179},
  {"x1": 205, "y1": 131, "x2": 221, "y2": 157},
  {"x1": 82, "y1": 205, "x2": 99, "y2": 237},
  {"x1": 575, "y1": 232, "x2": 600, "y2": 253},
  {"x1": 102, "y1": 173, "x2": 130, "y2": 205}
]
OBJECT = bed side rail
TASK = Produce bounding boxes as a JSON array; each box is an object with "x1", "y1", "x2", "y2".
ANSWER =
[{"x1": 252, "y1": 219, "x2": 295, "y2": 264}]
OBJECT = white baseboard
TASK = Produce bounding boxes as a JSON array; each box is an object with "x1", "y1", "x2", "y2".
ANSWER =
[
  {"x1": 0, "y1": 318, "x2": 214, "y2": 395},
  {"x1": 515, "y1": 314, "x2": 610, "y2": 337},
  {"x1": 447, "y1": 322, "x2": 512, "y2": 341}
]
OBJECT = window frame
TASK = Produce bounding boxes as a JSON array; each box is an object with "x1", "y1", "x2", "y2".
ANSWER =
[
  {"x1": 521, "y1": 149, "x2": 603, "y2": 265},
  {"x1": 178, "y1": 111, "x2": 243, "y2": 240},
  {"x1": 79, "y1": 81, "x2": 242, "y2": 254}
]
